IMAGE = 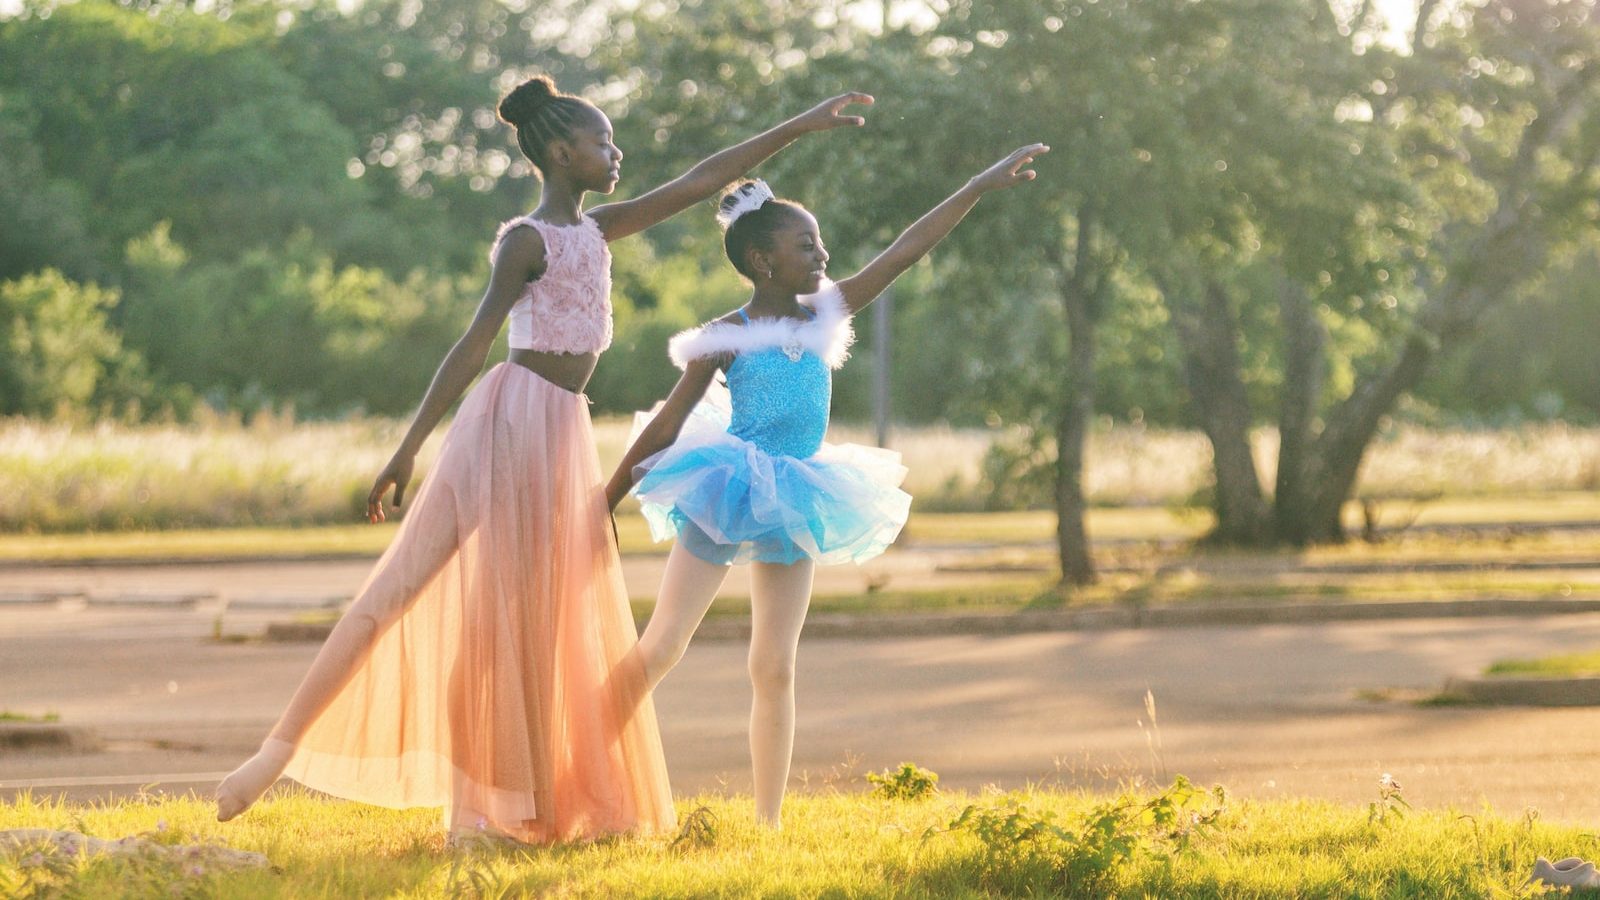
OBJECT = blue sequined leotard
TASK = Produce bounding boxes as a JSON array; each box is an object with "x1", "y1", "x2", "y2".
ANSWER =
[
  {"x1": 725, "y1": 306, "x2": 831, "y2": 458},
  {"x1": 631, "y1": 285, "x2": 911, "y2": 566}
]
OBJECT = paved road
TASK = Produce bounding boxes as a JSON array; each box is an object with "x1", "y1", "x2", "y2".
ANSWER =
[{"x1": 5, "y1": 597, "x2": 1600, "y2": 824}]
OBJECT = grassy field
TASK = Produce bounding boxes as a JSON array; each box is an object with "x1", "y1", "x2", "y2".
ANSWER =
[
  {"x1": 1486, "y1": 650, "x2": 1600, "y2": 678},
  {"x1": 5, "y1": 493, "x2": 1600, "y2": 566},
  {"x1": 0, "y1": 779, "x2": 1586, "y2": 898},
  {"x1": 3, "y1": 414, "x2": 1597, "y2": 533}
]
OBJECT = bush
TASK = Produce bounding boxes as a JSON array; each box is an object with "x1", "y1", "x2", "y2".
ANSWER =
[
  {"x1": 866, "y1": 762, "x2": 940, "y2": 801},
  {"x1": 0, "y1": 270, "x2": 150, "y2": 419}
]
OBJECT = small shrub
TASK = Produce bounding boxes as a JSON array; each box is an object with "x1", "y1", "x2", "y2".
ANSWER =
[{"x1": 867, "y1": 763, "x2": 940, "y2": 801}]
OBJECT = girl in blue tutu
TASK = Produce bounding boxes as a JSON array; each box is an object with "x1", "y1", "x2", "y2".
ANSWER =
[{"x1": 606, "y1": 141, "x2": 1048, "y2": 826}]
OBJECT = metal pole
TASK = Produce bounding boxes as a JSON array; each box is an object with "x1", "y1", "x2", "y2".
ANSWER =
[
  {"x1": 872, "y1": 0, "x2": 893, "y2": 450},
  {"x1": 874, "y1": 286, "x2": 892, "y2": 447}
]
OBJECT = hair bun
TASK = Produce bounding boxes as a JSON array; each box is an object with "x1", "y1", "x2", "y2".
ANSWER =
[{"x1": 498, "y1": 75, "x2": 559, "y2": 126}]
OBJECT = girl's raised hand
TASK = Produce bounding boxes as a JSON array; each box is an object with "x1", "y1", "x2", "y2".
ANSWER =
[
  {"x1": 793, "y1": 92, "x2": 874, "y2": 132},
  {"x1": 968, "y1": 143, "x2": 1051, "y2": 194}
]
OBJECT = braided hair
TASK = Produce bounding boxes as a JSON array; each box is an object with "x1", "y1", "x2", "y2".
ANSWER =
[
  {"x1": 497, "y1": 75, "x2": 596, "y2": 176},
  {"x1": 718, "y1": 181, "x2": 808, "y2": 281}
]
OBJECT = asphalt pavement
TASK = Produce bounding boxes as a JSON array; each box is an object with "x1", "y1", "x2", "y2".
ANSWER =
[{"x1": 5, "y1": 590, "x2": 1600, "y2": 825}]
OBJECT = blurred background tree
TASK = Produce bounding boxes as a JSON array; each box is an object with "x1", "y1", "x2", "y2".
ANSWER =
[{"x1": 2, "y1": 0, "x2": 1598, "y2": 576}]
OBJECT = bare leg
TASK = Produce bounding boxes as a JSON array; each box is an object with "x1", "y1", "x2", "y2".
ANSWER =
[
  {"x1": 216, "y1": 489, "x2": 462, "y2": 821},
  {"x1": 634, "y1": 542, "x2": 730, "y2": 690},
  {"x1": 746, "y1": 558, "x2": 815, "y2": 828}
]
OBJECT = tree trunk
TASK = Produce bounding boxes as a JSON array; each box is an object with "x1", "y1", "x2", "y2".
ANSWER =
[
  {"x1": 1272, "y1": 276, "x2": 1327, "y2": 544},
  {"x1": 1053, "y1": 215, "x2": 1103, "y2": 587},
  {"x1": 1163, "y1": 273, "x2": 1272, "y2": 545},
  {"x1": 1294, "y1": 331, "x2": 1437, "y2": 542}
]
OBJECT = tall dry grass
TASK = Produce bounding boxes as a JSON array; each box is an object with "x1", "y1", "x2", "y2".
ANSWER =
[{"x1": 3, "y1": 414, "x2": 1596, "y2": 532}]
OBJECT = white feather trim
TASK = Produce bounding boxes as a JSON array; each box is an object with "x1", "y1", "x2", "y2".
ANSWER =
[
  {"x1": 715, "y1": 180, "x2": 776, "y2": 229},
  {"x1": 668, "y1": 283, "x2": 854, "y2": 370}
]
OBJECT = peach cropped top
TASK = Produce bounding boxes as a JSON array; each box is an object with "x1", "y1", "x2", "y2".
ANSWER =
[{"x1": 491, "y1": 214, "x2": 613, "y2": 354}]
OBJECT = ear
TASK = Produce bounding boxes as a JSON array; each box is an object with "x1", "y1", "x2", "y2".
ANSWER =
[
  {"x1": 746, "y1": 246, "x2": 773, "y2": 279},
  {"x1": 548, "y1": 138, "x2": 574, "y2": 168}
]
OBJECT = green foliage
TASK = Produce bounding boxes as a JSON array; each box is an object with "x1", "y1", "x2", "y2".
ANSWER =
[
  {"x1": 930, "y1": 776, "x2": 1227, "y2": 897},
  {"x1": 0, "y1": 270, "x2": 150, "y2": 419},
  {"x1": 866, "y1": 762, "x2": 939, "y2": 801},
  {"x1": 977, "y1": 425, "x2": 1056, "y2": 512},
  {"x1": 1, "y1": 0, "x2": 1597, "y2": 454},
  {"x1": 0, "y1": 91, "x2": 98, "y2": 283},
  {"x1": 1419, "y1": 246, "x2": 1600, "y2": 425},
  {"x1": 120, "y1": 224, "x2": 471, "y2": 416}
]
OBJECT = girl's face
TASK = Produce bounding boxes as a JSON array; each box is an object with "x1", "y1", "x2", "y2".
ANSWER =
[
  {"x1": 755, "y1": 209, "x2": 829, "y2": 294},
  {"x1": 556, "y1": 107, "x2": 623, "y2": 194}
]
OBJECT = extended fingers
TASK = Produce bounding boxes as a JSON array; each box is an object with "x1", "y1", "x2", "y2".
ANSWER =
[
  {"x1": 829, "y1": 92, "x2": 874, "y2": 125},
  {"x1": 1010, "y1": 143, "x2": 1050, "y2": 164},
  {"x1": 1007, "y1": 144, "x2": 1050, "y2": 175}
]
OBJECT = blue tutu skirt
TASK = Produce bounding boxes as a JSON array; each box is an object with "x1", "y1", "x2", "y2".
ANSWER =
[{"x1": 630, "y1": 385, "x2": 911, "y2": 566}]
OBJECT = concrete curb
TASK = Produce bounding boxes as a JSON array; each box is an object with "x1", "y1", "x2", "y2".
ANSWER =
[
  {"x1": 258, "y1": 595, "x2": 1600, "y2": 644},
  {"x1": 0, "y1": 591, "x2": 79, "y2": 606},
  {"x1": 0, "y1": 723, "x2": 103, "y2": 753},
  {"x1": 938, "y1": 556, "x2": 1600, "y2": 578},
  {"x1": 9, "y1": 517, "x2": 1599, "y2": 571},
  {"x1": 1441, "y1": 675, "x2": 1600, "y2": 707},
  {"x1": 85, "y1": 592, "x2": 213, "y2": 610},
  {"x1": 228, "y1": 594, "x2": 347, "y2": 612}
]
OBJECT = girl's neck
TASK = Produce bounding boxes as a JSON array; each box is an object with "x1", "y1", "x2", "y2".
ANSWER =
[
  {"x1": 747, "y1": 284, "x2": 803, "y2": 317},
  {"x1": 531, "y1": 178, "x2": 586, "y2": 225}
]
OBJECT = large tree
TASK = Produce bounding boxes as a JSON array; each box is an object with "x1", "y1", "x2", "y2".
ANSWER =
[{"x1": 1175, "y1": 0, "x2": 1600, "y2": 545}]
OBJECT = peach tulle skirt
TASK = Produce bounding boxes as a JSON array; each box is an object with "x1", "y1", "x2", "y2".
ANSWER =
[{"x1": 279, "y1": 363, "x2": 675, "y2": 843}]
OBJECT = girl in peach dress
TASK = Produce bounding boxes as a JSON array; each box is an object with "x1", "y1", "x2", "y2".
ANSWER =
[{"x1": 214, "y1": 75, "x2": 873, "y2": 844}]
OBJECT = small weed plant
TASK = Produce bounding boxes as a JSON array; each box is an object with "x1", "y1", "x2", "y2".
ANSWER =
[
  {"x1": 668, "y1": 806, "x2": 719, "y2": 853},
  {"x1": 1369, "y1": 772, "x2": 1412, "y2": 825},
  {"x1": 867, "y1": 763, "x2": 940, "y2": 801}
]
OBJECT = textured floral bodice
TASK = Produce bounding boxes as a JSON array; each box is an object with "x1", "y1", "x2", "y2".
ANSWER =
[
  {"x1": 666, "y1": 283, "x2": 855, "y2": 460},
  {"x1": 492, "y1": 214, "x2": 613, "y2": 354}
]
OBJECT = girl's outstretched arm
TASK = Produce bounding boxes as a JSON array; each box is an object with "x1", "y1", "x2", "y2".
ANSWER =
[
  {"x1": 366, "y1": 229, "x2": 546, "y2": 522},
  {"x1": 836, "y1": 143, "x2": 1049, "y2": 315},
  {"x1": 605, "y1": 358, "x2": 724, "y2": 511},
  {"x1": 587, "y1": 93, "x2": 873, "y2": 242}
]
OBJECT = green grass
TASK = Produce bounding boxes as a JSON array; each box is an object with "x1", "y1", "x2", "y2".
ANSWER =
[
  {"x1": 1486, "y1": 650, "x2": 1600, "y2": 678},
  {"x1": 9, "y1": 492, "x2": 1600, "y2": 565},
  {"x1": 0, "y1": 711, "x2": 58, "y2": 724},
  {"x1": 0, "y1": 783, "x2": 1585, "y2": 898},
  {"x1": 0, "y1": 510, "x2": 1183, "y2": 564},
  {"x1": 273, "y1": 563, "x2": 1599, "y2": 635},
  {"x1": 281, "y1": 581, "x2": 1052, "y2": 630}
]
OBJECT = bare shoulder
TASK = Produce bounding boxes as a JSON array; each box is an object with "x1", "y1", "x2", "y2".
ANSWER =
[
  {"x1": 491, "y1": 221, "x2": 548, "y2": 280},
  {"x1": 582, "y1": 203, "x2": 629, "y2": 242}
]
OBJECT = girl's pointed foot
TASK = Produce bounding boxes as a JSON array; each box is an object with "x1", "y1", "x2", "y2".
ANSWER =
[{"x1": 215, "y1": 738, "x2": 293, "y2": 822}]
